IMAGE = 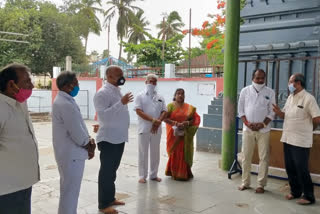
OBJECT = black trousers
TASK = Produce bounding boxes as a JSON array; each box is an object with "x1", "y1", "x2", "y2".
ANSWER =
[
  {"x1": 98, "y1": 141, "x2": 125, "y2": 210},
  {"x1": 283, "y1": 143, "x2": 315, "y2": 202},
  {"x1": 0, "y1": 187, "x2": 32, "y2": 214}
]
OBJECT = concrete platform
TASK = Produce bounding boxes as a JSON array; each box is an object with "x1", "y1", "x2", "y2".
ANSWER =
[{"x1": 31, "y1": 121, "x2": 320, "y2": 214}]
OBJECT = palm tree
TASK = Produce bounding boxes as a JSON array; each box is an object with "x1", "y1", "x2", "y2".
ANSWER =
[
  {"x1": 156, "y1": 11, "x2": 185, "y2": 41},
  {"x1": 104, "y1": 0, "x2": 141, "y2": 59},
  {"x1": 67, "y1": 0, "x2": 104, "y2": 53},
  {"x1": 127, "y1": 10, "x2": 150, "y2": 44}
]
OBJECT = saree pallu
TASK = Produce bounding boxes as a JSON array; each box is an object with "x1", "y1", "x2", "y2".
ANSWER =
[{"x1": 165, "y1": 102, "x2": 200, "y2": 180}]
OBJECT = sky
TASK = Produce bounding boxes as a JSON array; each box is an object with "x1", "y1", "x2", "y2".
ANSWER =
[{"x1": 52, "y1": 0, "x2": 220, "y2": 59}]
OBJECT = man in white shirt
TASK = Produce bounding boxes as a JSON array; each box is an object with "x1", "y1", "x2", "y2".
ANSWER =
[
  {"x1": 135, "y1": 74, "x2": 167, "y2": 184},
  {"x1": 0, "y1": 63, "x2": 39, "y2": 214},
  {"x1": 238, "y1": 69, "x2": 275, "y2": 193},
  {"x1": 273, "y1": 73, "x2": 320, "y2": 205},
  {"x1": 52, "y1": 71, "x2": 96, "y2": 214},
  {"x1": 94, "y1": 65, "x2": 133, "y2": 214}
]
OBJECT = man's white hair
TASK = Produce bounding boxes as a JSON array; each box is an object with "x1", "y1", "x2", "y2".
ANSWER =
[
  {"x1": 146, "y1": 73, "x2": 158, "y2": 81},
  {"x1": 105, "y1": 65, "x2": 122, "y2": 76}
]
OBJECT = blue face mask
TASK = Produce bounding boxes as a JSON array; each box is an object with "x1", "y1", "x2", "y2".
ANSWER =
[
  {"x1": 70, "y1": 85, "x2": 79, "y2": 97},
  {"x1": 288, "y1": 83, "x2": 296, "y2": 93}
]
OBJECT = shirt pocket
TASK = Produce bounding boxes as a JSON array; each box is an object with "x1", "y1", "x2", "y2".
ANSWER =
[
  {"x1": 287, "y1": 105, "x2": 307, "y2": 120},
  {"x1": 258, "y1": 96, "x2": 270, "y2": 107},
  {"x1": 294, "y1": 106, "x2": 307, "y2": 119}
]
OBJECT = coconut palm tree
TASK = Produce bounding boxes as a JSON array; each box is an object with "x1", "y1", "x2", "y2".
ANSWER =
[
  {"x1": 127, "y1": 10, "x2": 150, "y2": 44},
  {"x1": 66, "y1": 0, "x2": 104, "y2": 53},
  {"x1": 104, "y1": 0, "x2": 141, "y2": 59},
  {"x1": 156, "y1": 11, "x2": 185, "y2": 41}
]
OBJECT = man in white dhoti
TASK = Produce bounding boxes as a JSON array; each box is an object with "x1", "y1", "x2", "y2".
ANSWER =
[
  {"x1": 52, "y1": 71, "x2": 96, "y2": 214},
  {"x1": 135, "y1": 74, "x2": 167, "y2": 183}
]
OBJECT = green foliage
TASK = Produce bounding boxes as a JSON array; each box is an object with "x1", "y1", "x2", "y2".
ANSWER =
[
  {"x1": 64, "y1": 0, "x2": 103, "y2": 53},
  {"x1": 123, "y1": 34, "x2": 187, "y2": 67},
  {"x1": 101, "y1": 49, "x2": 110, "y2": 58},
  {"x1": 127, "y1": 10, "x2": 150, "y2": 44},
  {"x1": 188, "y1": 47, "x2": 206, "y2": 59},
  {"x1": 104, "y1": 0, "x2": 141, "y2": 59},
  {"x1": 156, "y1": 11, "x2": 184, "y2": 41},
  {"x1": 0, "y1": 0, "x2": 86, "y2": 77}
]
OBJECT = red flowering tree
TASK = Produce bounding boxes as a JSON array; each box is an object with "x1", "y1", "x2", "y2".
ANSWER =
[
  {"x1": 182, "y1": 0, "x2": 226, "y2": 65},
  {"x1": 183, "y1": 0, "x2": 246, "y2": 65}
]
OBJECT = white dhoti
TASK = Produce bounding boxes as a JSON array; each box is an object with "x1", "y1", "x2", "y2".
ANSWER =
[
  {"x1": 138, "y1": 132, "x2": 161, "y2": 179},
  {"x1": 57, "y1": 159, "x2": 85, "y2": 214}
]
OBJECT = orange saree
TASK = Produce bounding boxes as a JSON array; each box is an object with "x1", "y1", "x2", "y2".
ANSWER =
[{"x1": 165, "y1": 102, "x2": 201, "y2": 180}]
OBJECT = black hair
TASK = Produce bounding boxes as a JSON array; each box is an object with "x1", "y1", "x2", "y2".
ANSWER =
[
  {"x1": 0, "y1": 63, "x2": 30, "y2": 92},
  {"x1": 56, "y1": 71, "x2": 77, "y2": 90},
  {"x1": 173, "y1": 88, "x2": 185, "y2": 101},
  {"x1": 294, "y1": 73, "x2": 305, "y2": 88},
  {"x1": 252, "y1": 69, "x2": 265, "y2": 80}
]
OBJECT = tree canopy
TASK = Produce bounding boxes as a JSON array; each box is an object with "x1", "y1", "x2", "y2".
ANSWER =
[
  {"x1": 0, "y1": 0, "x2": 86, "y2": 77},
  {"x1": 123, "y1": 34, "x2": 186, "y2": 67}
]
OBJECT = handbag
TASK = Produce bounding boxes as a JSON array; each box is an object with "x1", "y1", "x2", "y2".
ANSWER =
[{"x1": 172, "y1": 126, "x2": 184, "y2": 136}]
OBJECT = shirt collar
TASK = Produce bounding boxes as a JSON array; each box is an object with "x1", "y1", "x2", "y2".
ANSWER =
[
  {"x1": 0, "y1": 92, "x2": 19, "y2": 108},
  {"x1": 250, "y1": 85, "x2": 265, "y2": 93},
  {"x1": 58, "y1": 90, "x2": 74, "y2": 101},
  {"x1": 293, "y1": 89, "x2": 306, "y2": 98},
  {"x1": 104, "y1": 81, "x2": 120, "y2": 91},
  {"x1": 145, "y1": 89, "x2": 157, "y2": 96}
]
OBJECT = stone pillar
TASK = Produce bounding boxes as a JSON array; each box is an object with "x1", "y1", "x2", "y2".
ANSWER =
[
  {"x1": 164, "y1": 64, "x2": 175, "y2": 78},
  {"x1": 66, "y1": 56, "x2": 72, "y2": 71}
]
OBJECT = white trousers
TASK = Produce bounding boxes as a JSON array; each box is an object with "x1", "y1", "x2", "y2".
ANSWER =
[
  {"x1": 241, "y1": 131, "x2": 270, "y2": 188},
  {"x1": 57, "y1": 159, "x2": 85, "y2": 214},
  {"x1": 138, "y1": 132, "x2": 161, "y2": 179}
]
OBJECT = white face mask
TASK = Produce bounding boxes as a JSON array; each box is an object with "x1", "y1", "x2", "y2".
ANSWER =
[
  {"x1": 252, "y1": 81, "x2": 265, "y2": 92},
  {"x1": 146, "y1": 84, "x2": 156, "y2": 94}
]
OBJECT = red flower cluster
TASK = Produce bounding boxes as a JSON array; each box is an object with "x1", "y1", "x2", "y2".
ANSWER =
[
  {"x1": 182, "y1": 29, "x2": 189, "y2": 35},
  {"x1": 206, "y1": 39, "x2": 219, "y2": 49},
  {"x1": 217, "y1": 1, "x2": 226, "y2": 9},
  {"x1": 216, "y1": 14, "x2": 226, "y2": 26},
  {"x1": 192, "y1": 28, "x2": 200, "y2": 36},
  {"x1": 202, "y1": 21, "x2": 209, "y2": 29}
]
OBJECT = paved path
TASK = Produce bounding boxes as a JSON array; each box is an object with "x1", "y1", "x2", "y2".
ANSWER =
[{"x1": 31, "y1": 121, "x2": 319, "y2": 214}]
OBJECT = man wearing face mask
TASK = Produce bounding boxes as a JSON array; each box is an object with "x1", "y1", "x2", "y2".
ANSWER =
[
  {"x1": 238, "y1": 69, "x2": 275, "y2": 194},
  {"x1": 94, "y1": 65, "x2": 133, "y2": 214},
  {"x1": 134, "y1": 74, "x2": 167, "y2": 184},
  {"x1": 0, "y1": 63, "x2": 39, "y2": 214},
  {"x1": 273, "y1": 73, "x2": 320, "y2": 205},
  {"x1": 52, "y1": 71, "x2": 96, "y2": 214}
]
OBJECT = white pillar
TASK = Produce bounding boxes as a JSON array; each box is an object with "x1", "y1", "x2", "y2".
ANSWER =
[
  {"x1": 53, "y1": 67, "x2": 61, "y2": 78},
  {"x1": 165, "y1": 64, "x2": 175, "y2": 78},
  {"x1": 100, "y1": 65, "x2": 107, "y2": 80},
  {"x1": 66, "y1": 56, "x2": 72, "y2": 71}
]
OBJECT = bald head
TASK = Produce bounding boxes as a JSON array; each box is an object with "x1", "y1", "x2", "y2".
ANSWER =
[{"x1": 106, "y1": 65, "x2": 124, "y2": 86}]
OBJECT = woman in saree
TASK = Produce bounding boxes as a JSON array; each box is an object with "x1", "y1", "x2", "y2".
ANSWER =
[{"x1": 164, "y1": 88, "x2": 201, "y2": 181}]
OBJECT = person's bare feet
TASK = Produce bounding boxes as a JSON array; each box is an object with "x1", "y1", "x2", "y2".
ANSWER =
[
  {"x1": 99, "y1": 207, "x2": 118, "y2": 214},
  {"x1": 285, "y1": 193, "x2": 298, "y2": 200},
  {"x1": 111, "y1": 199, "x2": 125, "y2": 206},
  {"x1": 238, "y1": 185, "x2": 250, "y2": 191},
  {"x1": 296, "y1": 198, "x2": 314, "y2": 205},
  {"x1": 255, "y1": 187, "x2": 265, "y2": 194},
  {"x1": 139, "y1": 178, "x2": 146, "y2": 183},
  {"x1": 151, "y1": 177, "x2": 162, "y2": 182}
]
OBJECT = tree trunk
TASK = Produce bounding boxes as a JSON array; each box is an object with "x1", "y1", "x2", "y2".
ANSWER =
[
  {"x1": 84, "y1": 34, "x2": 88, "y2": 54},
  {"x1": 118, "y1": 37, "x2": 123, "y2": 60}
]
